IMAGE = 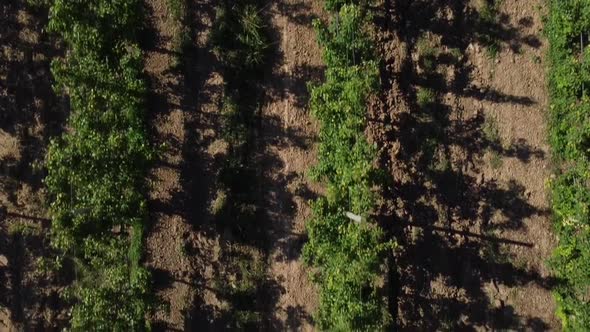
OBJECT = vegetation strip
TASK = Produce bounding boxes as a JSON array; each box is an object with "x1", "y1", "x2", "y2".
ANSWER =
[
  {"x1": 44, "y1": 0, "x2": 153, "y2": 329},
  {"x1": 209, "y1": 0, "x2": 271, "y2": 328},
  {"x1": 546, "y1": 0, "x2": 590, "y2": 329},
  {"x1": 303, "y1": 2, "x2": 393, "y2": 330}
]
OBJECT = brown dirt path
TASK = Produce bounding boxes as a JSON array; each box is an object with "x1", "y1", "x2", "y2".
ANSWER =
[
  {"x1": 260, "y1": 1, "x2": 326, "y2": 329},
  {"x1": 143, "y1": 0, "x2": 220, "y2": 330},
  {"x1": 144, "y1": 0, "x2": 325, "y2": 329},
  {"x1": 371, "y1": 0, "x2": 558, "y2": 330},
  {"x1": 0, "y1": 2, "x2": 67, "y2": 330}
]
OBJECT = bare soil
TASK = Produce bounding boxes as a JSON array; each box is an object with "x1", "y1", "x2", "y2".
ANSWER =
[
  {"x1": 0, "y1": 2, "x2": 67, "y2": 331},
  {"x1": 144, "y1": 0, "x2": 323, "y2": 330},
  {"x1": 261, "y1": 1, "x2": 326, "y2": 329},
  {"x1": 370, "y1": 0, "x2": 558, "y2": 330},
  {"x1": 143, "y1": 0, "x2": 221, "y2": 330}
]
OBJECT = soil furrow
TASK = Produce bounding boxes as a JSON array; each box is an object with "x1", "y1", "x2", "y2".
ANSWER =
[
  {"x1": 0, "y1": 2, "x2": 67, "y2": 330},
  {"x1": 372, "y1": 0, "x2": 558, "y2": 330},
  {"x1": 143, "y1": 0, "x2": 219, "y2": 329},
  {"x1": 260, "y1": 1, "x2": 326, "y2": 329}
]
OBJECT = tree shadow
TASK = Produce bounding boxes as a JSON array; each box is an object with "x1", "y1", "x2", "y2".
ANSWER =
[
  {"x1": 385, "y1": 0, "x2": 541, "y2": 107},
  {"x1": 141, "y1": 0, "x2": 225, "y2": 330},
  {"x1": 275, "y1": 1, "x2": 317, "y2": 26},
  {"x1": 184, "y1": 1, "x2": 321, "y2": 329},
  {"x1": 147, "y1": 0, "x2": 314, "y2": 330},
  {"x1": 0, "y1": 1, "x2": 69, "y2": 330},
  {"x1": 0, "y1": 222, "x2": 71, "y2": 331},
  {"x1": 371, "y1": 0, "x2": 555, "y2": 330},
  {"x1": 0, "y1": 0, "x2": 65, "y2": 194}
]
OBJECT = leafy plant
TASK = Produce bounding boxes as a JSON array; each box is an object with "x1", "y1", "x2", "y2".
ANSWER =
[
  {"x1": 477, "y1": 0, "x2": 503, "y2": 58},
  {"x1": 324, "y1": 0, "x2": 362, "y2": 11},
  {"x1": 208, "y1": 0, "x2": 270, "y2": 326},
  {"x1": 546, "y1": 0, "x2": 590, "y2": 329},
  {"x1": 449, "y1": 47, "x2": 463, "y2": 63},
  {"x1": 25, "y1": 0, "x2": 51, "y2": 9},
  {"x1": 315, "y1": 4, "x2": 373, "y2": 69},
  {"x1": 68, "y1": 238, "x2": 152, "y2": 330},
  {"x1": 488, "y1": 150, "x2": 503, "y2": 169},
  {"x1": 210, "y1": 1, "x2": 269, "y2": 76},
  {"x1": 45, "y1": 0, "x2": 153, "y2": 328},
  {"x1": 8, "y1": 222, "x2": 41, "y2": 236},
  {"x1": 417, "y1": 87, "x2": 436, "y2": 109},
  {"x1": 416, "y1": 35, "x2": 438, "y2": 72},
  {"x1": 214, "y1": 247, "x2": 266, "y2": 329},
  {"x1": 304, "y1": 4, "x2": 393, "y2": 330},
  {"x1": 483, "y1": 115, "x2": 501, "y2": 144},
  {"x1": 167, "y1": 0, "x2": 185, "y2": 22}
]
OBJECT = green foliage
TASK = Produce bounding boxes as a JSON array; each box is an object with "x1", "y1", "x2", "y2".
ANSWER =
[
  {"x1": 210, "y1": 1, "x2": 269, "y2": 76},
  {"x1": 167, "y1": 0, "x2": 185, "y2": 22},
  {"x1": 45, "y1": 0, "x2": 153, "y2": 328},
  {"x1": 170, "y1": 27, "x2": 191, "y2": 70},
  {"x1": 315, "y1": 5, "x2": 373, "y2": 68},
  {"x1": 546, "y1": 0, "x2": 590, "y2": 329},
  {"x1": 167, "y1": 0, "x2": 189, "y2": 70},
  {"x1": 48, "y1": 0, "x2": 141, "y2": 60},
  {"x1": 304, "y1": 4, "x2": 393, "y2": 331},
  {"x1": 208, "y1": 0, "x2": 269, "y2": 327},
  {"x1": 8, "y1": 222, "x2": 41, "y2": 236},
  {"x1": 68, "y1": 238, "x2": 152, "y2": 331},
  {"x1": 309, "y1": 63, "x2": 379, "y2": 213},
  {"x1": 448, "y1": 47, "x2": 463, "y2": 63},
  {"x1": 479, "y1": 0, "x2": 501, "y2": 23},
  {"x1": 483, "y1": 115, "x2": 500, "y2": 144},
  {"x1": 323, "y1": 0, "x2": 365, "y2": 12},
  {"x1": 477, "y1": 0, "x2": 503, "y2": 58},
  {"x1": 416, "y1": 36, "x2": 437, "y2": 72},
  {"x1": 214, "y1": 248, "x2": 266, "y2": 329},
  {"x1": 25, "y1": 0, "x2": 51, "y2": 10},
  {"x1": 416, "y1": 87, "x2": 436, "y2": 109},
  {"x1": 303, "y1": 200, "x2": 393, "y2": 330},
  {"x1": 488, "y1": 151, "x2": 503, "y2": 169}
]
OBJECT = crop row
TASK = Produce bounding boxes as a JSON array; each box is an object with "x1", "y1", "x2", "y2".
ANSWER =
[
  {"x1": 303, "y1": 2, "x2": 393, "y2": 330},
  {"x1": 44, "y1": 0, "x2": 153, "y2": 329},
  {"x1": 546, "y1": 0, "x2": 590, "y2": 329},
  {"x1": 209, "y1": 0, "x2": 270, "y2": 328}
]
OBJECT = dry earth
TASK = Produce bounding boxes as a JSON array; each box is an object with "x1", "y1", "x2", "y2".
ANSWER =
[
  {"x1": 370, "y1": 0, "x2": 558, "y2": 330},
  {"x1": 143, "y1": 0, "x2": 221, "y2": 330},
  {"x1": 143, "y1": 0, "x2": 322, "y2": 330},
  {"x1": 261, "y1": 1, "x2": 326, "y2": 329},
  {"x1": 0, "y1": 2, "x2": 68, "y2": 331}
]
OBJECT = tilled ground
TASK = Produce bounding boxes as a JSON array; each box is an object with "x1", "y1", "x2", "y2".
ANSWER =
[
  {"x1": 144, "y1": 0, "x2": 322, "y2": 330},
  {"x1": 143, "y1": 0, "x2": 221, "y2": 330},
  {"x1": 370, "y1": 0, "x2": 558, "y2": 330},
  {"x1": 0, "y1": 2, "x2": 68, "y2": 331}
]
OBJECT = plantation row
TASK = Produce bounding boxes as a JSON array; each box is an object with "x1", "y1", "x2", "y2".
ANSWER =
[
  {"x1": 209, "y1": 0, "x2": 271, "y2": 328},
  {"x1": 45, "y1": 0, "x2": 153, "y2": 329},
  {"x1": 547, "y1": 0, "x2": 590, "y2": 329},
  {"x1": 302, "y1": 1, "x2": 393, "y2": 330}
]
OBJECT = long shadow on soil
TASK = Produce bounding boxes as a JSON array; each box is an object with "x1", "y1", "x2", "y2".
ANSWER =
[
  {"x1": 0, "y1": 1, "x2": 65, "y2": 195},
  {"x1": 373, "y1": 0, "x2": 554, "y2": 330},
  {"x1": 383, "y1": 0, "x2": 542, "y2": 108},
  {"x1": 254, "y1": 5, "x2": 324, "y2": 328},
  {"x1": 146, "y1": 1, "x2": 319, "y2": 330},
  {"x1": 186, "y1": 1, "x2": 320, "y2": 329},
  {"x1": 141, "y1": 0, "x2": 221, "y2": 330},
  {"x1": 0, "y1": 1, "x2": 69, "y2": 330}
]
